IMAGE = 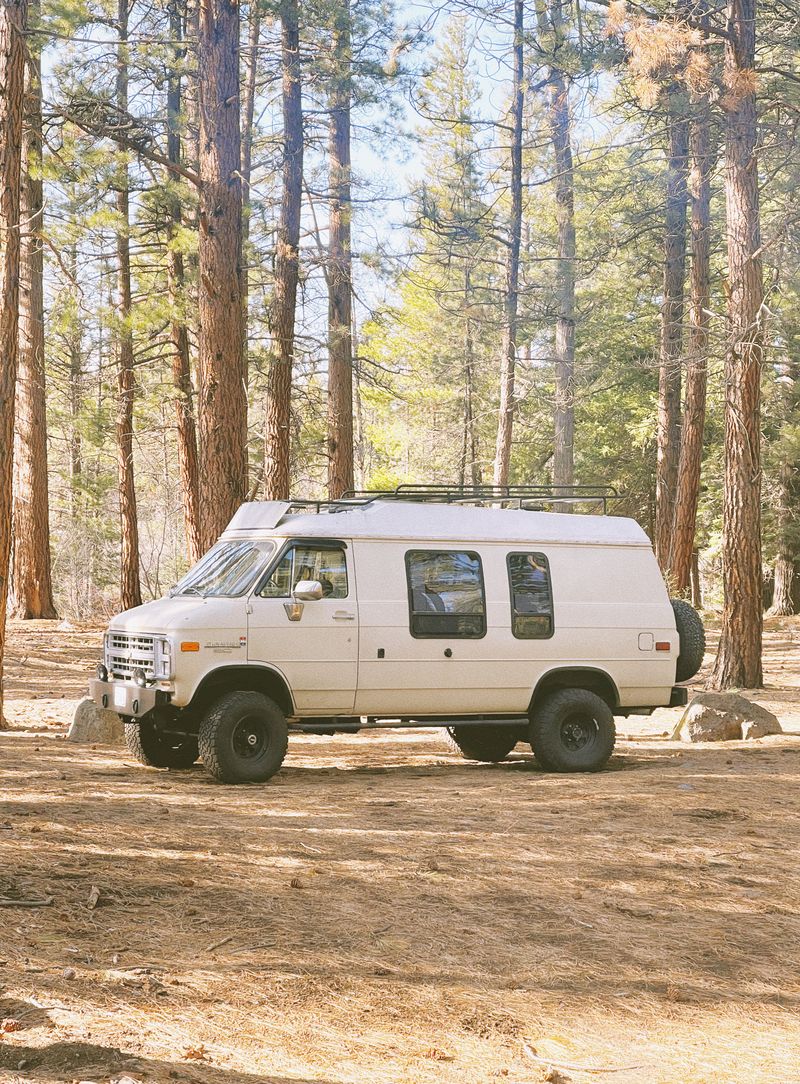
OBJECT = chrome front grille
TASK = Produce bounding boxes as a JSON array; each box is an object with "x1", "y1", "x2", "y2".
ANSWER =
[{"x1": 106, "y1": 632, "x2": 156, "y2": 679}]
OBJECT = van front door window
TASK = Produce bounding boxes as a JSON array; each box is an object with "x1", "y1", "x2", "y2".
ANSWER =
[{"x1": 259, "y1": 545, "x2": 348, "y2": 599}]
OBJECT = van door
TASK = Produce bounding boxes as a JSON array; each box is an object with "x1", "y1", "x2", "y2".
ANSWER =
[
  {"x1": 247, "y1": 540, "x2": 358, "y2": 715},
  {"x1": 353, "y1": 541, "x2": 503, "y2": 716}
]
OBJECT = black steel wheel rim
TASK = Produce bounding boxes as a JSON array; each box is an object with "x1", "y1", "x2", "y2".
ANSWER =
[
  {"x1": 560, "y1": 712, "x2": 597, "y2": 751},
  {"x1": 232, "y1": 714, "x2": 269, "y2": 759}
]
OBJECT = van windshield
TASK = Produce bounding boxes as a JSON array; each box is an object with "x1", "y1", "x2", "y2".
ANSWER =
[{"x1": 171, "y1": 540, "x2": 275, "y2": 598}]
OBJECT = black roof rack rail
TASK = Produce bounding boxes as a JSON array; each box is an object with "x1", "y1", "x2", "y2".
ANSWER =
[{"x1": 339, "y1": 484, "x2": 620, "y2": 515}]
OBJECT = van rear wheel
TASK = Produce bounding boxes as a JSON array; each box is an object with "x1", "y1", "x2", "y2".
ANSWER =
[
  {"x1": 446, "y1": 725, "x2": 518, "y2": 763},
  {"x1": 199, "y1": 691, "x2": 288, "y2": 784},
  {"x1": 529, "y1": 689, "x2": 615, "y2": 773}
]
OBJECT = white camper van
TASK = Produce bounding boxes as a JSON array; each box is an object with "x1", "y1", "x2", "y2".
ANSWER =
[{"x1": 89, "y1": 487, "x2": 704, "y2": 784}]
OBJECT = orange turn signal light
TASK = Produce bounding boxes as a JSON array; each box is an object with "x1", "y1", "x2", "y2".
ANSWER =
[
  {"x1": 181, "y1": 641, "x2": 200, "y2": 652},
  {"x1": 655, "y1": 641, "x2": 671, "y2": 651}
]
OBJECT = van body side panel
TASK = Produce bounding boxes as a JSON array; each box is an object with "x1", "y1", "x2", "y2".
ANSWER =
[{"x1": 353, "y1": 539, "x2": 676, "y2": 717}]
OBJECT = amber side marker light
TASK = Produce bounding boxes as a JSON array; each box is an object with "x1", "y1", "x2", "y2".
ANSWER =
[
  {"x1": 655, "y1": 641, "x2": 671, "y2": 651},
  {"x1": 181, "y1": 642, "x2": 200, "y2": 652}
]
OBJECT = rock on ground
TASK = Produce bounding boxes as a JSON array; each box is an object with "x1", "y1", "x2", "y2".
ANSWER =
[
  {"x1": 67, "y1": 698, "x2": 124, "y2": 744},
  {"x1": 674, "y1": 692, "x2": 783, "y2": 742}
]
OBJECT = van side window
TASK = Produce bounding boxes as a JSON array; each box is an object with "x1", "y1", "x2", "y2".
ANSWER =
[
  {"x1": 258, "y1": 545, "x2": 348, "y2": 599},
  {"x1": 508, "y1": 552, "x2": 553, "y2": 638},
  {"x1": 405, "y1": 550, "x2": 486, "y2": 638}
]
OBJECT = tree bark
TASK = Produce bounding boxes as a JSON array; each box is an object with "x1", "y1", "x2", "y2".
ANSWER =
[
  {"x1": 493, "y1": 0, "x2": 524, "y2": 488},
  {"x1": 11, "y1": 10, "x2": 57, "y2": 619},
  {"x1": 115, "y1": 0, "x2": 141, "y2": 611},
  {"x1": 327, "y1": 0, "x2": 354, "y2": 500},
  {"x1": 669, "y1": 91, "x2": 713, "y2": 594},
  {"x1": 462, "y1": 266, "x2": 480, "y2": 487},
  {"x1": 197, "y1": 0, "x2": 247, "y2": 549},
  {"x1": 265, "y1": 0, "x2": 302, "y2": 500},
  {"x1": 770, "y1": 457, "x2": 797, "y2": 615},
  {"x1": 654, "y1": 86, "x2": 689, "y2": 570},
  {"x1": 167, "y1": 0, "x2": 202, "y2": 564},
  {"x1": 240, "y1": 1, "x2": 260, "y2": 379},
  {"x1": 0, "y1": 0, "x2": 28, "y2": 724},
  {"x1": 709, "y1": 0, "x2": 764, "y2": 689},
  {"x1": 66, "y1": 244, "x2": 82, "y2": 519}
]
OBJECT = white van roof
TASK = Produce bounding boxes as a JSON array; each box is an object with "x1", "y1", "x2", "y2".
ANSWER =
[{"x1": 222, "y1": 500, "x2": 651, "y2": 548}]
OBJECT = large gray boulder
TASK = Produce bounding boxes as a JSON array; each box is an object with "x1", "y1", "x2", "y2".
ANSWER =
[
  {"x1": 67, "y1": 698, "x2": 124, "y2": 744},
  {"x1": 674, "y1": 692, "x2": 782, "y2": 742}
]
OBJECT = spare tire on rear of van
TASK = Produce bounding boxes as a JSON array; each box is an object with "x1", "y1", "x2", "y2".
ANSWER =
[{"x1": 671, "y1": 598, "x2": 706, "y2": 682}]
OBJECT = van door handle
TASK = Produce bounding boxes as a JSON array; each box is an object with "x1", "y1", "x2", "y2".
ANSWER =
[{"x1": 332, "y1": 611, "x2": 355, "y2": 621}]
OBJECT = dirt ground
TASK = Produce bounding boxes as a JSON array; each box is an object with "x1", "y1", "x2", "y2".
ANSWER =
[{"x1": 2, "y1": 619, "x2": 800, "y2": 1084}]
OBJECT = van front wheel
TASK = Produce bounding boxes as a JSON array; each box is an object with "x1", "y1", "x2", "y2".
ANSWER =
[
  {"x1": 529, "y1": 689, "x2": 615, "y2": 773},
  {"x1": 124, "y1": 716, "x2": 198, "y2": 769},
  {"x1": 199, "y1": 691, "x2": 288, "y2": 784}
]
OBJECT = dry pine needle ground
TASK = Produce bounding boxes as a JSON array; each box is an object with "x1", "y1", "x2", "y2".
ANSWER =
[{"x1": 1, "y1": 618, "x2": 800, "y2": 1084}]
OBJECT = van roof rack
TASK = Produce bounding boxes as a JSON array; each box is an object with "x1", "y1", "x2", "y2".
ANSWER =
[
  {"x1": 346, "y1": 484, "x2": 618, "y2": 513},
  {"x1": 280, "y1": 484, "x2": 618, "y2": 516}
]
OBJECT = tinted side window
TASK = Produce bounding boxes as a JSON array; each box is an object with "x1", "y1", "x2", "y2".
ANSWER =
[
  {"x1": 258, "y1": 545, "x2": 348, "y2": 599},
  {"x1": 406, "y1": 550, "x2": 485, "y2": 638},
  {"x1": 508, "y1": 552, "x2": 553, "y2": 638}
]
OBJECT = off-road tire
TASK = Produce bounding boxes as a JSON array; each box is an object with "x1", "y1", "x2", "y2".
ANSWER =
[
  {"x1": 671, "y1": 598, "x2": 706, "y2": 682},
  {"x1": 199, "y1": 691, "x2": 288, "y2": 784},
  {"x1": 446, "y1": 725, "x2": 518, "y2": 763},
  {"x1": 529, "y1": 689, "x2": 615, "y2": 773},
  {"x1": 124, "y1": 718, "x2": 198, "y2": 769}
]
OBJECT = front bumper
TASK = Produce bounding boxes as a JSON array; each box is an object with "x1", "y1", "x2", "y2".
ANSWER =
[{"x1": 89, "y1": 678, "x2": 167, "y2": 718}]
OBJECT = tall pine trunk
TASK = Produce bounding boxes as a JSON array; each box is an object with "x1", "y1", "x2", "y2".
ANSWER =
[
  {"x1": 12, "y1": 12, "x2": 57, "y2": 619},
  {"x1": 265, "y1": 0, "x2": 303, "y2": 500},
  {"x1": 167, "y1": 0, "x2": 202, "y2": 563},
  {"x1": 709, "y1": 0, "x2": 764, "y2": 688},
  {"x1": 327, "y1": 0, "x2": 354, "y2": 499},
  {"x1": 462, "y1": 268, "x2": 480, "y2": 487},
  {"x1": 493, "y1": 0, "x2": 524, "y2": 488},
  {"x1": 198, "y1": 0, "x2": 247, "y2": 548},
  {"x1": 770, "y1": 458, "x2": 798, "y2": 615},
  {"x1": 115, "y1": 0, "x2": 141, "y2": 611},
  {"x1": 0, "y1": 0, "x2": 28, "y2": 724},
  {"x1": 240, "y1": 2, "x2": 260, "y2": 379},
  {"x1": 669, "y1": 91, "x2": 713, "y2": 594},
  {"x1": 654, "y1": 87, "x2": 689, "y2": 571},
  {"x1": 550, "y1": 66, "x2": 576, "y2": 491}
]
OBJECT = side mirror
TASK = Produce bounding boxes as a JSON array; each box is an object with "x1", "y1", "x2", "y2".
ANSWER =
[{"x1": 293, "y1": 579, "x2": 323, "y2": 602}]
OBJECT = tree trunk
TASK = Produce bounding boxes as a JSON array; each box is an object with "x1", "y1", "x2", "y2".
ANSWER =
[
  {"x1": 327, "y1": 0, "x2": 354, "y2": 500},
  {"x1": 669, "y1": 90, "x2": 713, "y2": 593},
  {"x1": 493, "y1": 0, "x2": 524, "y2": 488},
  {"x1": 550, "y1": 68, "x2": 576, "y2": 491},
  {"x1": 115, "y1": 0, "x2": 141, "y2": 611},
  {"x1": 654, "y1": 86, "x2": 689, "y2": 570},
  {"x1": 197, "y1": 0, "x2": 247, "y2": 549},
  {"x1": 167, "y1": 0, "x2": 202, "y2": 564},
  {"x1": 463, "y1": 266, "x2": 480, "y2": 487},
  {"x1": 265, "y1": 0, "x2": 302, "y2": 500},
  {"x1": 0, "y1": 0, "x2": 28, "y2": 724},
  {"x1": 690, "y1": 549, "x2": 702, "y2": 609},
  {"x1": 11, "y1": 13, "x2": 57, "y2": 619},
  {"x1": 709, "y1": 0, "x2": 764, "y2": 689},
  {"x1": 67, "y1": 245, "x2": 82, "y2": 519},
  {"x1": 769, "y1": 457, "x2": 798, "y2": 615},
  {"x1": 240, "y1": 1, "x2": 260, "y2": 379}
]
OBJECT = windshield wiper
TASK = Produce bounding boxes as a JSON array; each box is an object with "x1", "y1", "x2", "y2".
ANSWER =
[{"x1": 177, "y1": 585, "x2": 208, "y2": 597}]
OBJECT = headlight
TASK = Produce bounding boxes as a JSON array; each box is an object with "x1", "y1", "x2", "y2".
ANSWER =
[
  {"x1": 96, "y1": 662, "x2": 108, "y2": 682},
  {"x1": 154, "y1": 637, "x2": 173, "y2": 680},
  {"x1": 132, "y1": 667, "x2": 147, "y2": 687}
]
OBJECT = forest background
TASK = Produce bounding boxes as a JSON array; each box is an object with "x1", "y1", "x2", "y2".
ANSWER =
[{"x1": 0, "y1": 0, "x2": 796, "y2": 710}]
